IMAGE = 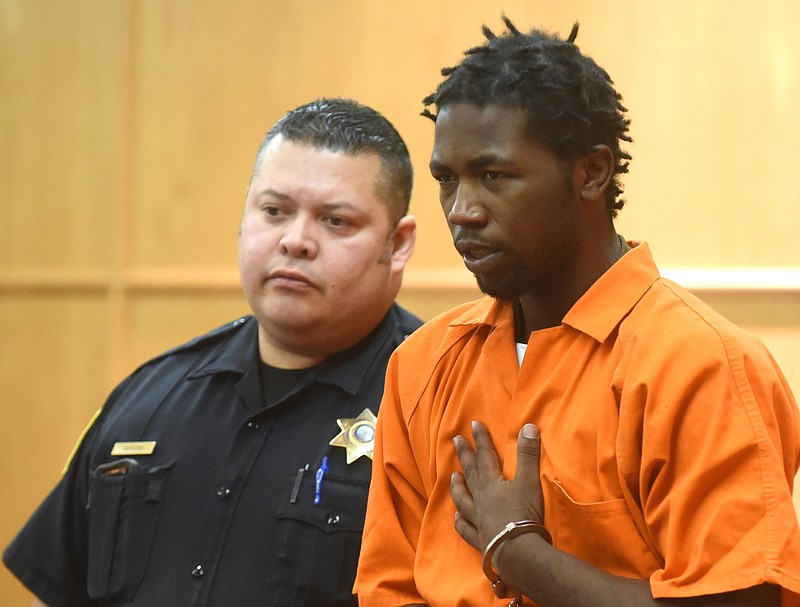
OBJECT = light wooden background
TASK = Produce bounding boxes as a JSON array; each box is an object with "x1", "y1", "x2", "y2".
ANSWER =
[{"x1": 2, "y1": 1, "x2": 799, "y2": 604}]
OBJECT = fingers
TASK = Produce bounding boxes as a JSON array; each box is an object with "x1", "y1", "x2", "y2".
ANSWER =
[
  {"x1": 453, "y1": 434, "x2": 476, "y2": 476},
  {"x1": 451, "y1": 437, "x2": 477, "y2": 523},
  {"x1": 453, "y1": 509, "x2": 481, "y2": 550},
  {"x1": 450, "y1": 471, "x2": 481, "y2": 550},
  {"x1": 456, "y1": 422, "x2": 541, "y2": 486},
  {"x1": 513, "y1": 423, "x2": 542, "y2": 495},
  {"x1": 470, "y1": 421, "x2": 502, "y2": 478},
  {"x1": 449, "y1": 469, "x2": 473, "y2": 519},
  {"x1": 451, "y1": 422, "x2": 545, "y2": 552}
]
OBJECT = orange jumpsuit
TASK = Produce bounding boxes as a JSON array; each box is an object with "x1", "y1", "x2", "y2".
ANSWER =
[{"x1": 355, "y1": 243, "x2": 800, "y2": 607}]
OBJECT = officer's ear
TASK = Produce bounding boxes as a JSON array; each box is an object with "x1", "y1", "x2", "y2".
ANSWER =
[{"x1": 390, "y1": 215, "x2": 416, "y2": 273}]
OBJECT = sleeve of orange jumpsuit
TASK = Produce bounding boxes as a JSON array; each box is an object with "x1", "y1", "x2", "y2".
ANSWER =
[{"x1": 617, "y1": 320, "x2": 800, "y2": 602}]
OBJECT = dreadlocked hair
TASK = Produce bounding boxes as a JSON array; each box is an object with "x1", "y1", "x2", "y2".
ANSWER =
[{"x1": 422, "y1": 17, "x2": 632, "y2": 217}]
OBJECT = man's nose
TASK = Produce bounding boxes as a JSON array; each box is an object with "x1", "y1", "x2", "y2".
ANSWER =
[
  {"x1": 279, "y1": 216, "x2": 319, "y2": 259},
  {"x1": 447, "y1": 181, "x2": 488, "y2": 228}
]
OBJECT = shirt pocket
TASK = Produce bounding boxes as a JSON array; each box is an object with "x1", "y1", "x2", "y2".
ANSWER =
[
  {"x1": 263, "y1": 469, "x2": 369, "y2": 606},
  {"x1": 86, "y1": 460, "x2": 174, "y2": 602},
  {"x1": 550, "y1": 479, "x2": 661, "y2": 578}
]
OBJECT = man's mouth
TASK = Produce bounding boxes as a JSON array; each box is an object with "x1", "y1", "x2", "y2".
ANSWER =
[
  {"x1": 266, "y1": 268, "x2": 318, "y2": 290},
  {"x1": 455, "y1": 241, "x2": 503, "y2": 274}
]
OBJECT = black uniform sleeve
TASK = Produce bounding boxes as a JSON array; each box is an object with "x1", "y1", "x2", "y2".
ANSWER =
[{"x1": 4, "y1": 437, "x2": 94, "y2": 606}]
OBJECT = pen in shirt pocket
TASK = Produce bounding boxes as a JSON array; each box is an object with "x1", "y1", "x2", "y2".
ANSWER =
[
  {"x1": 290, "y1": 464, "x2": 309, "y2": 504},
  {"x1": 313, "y1": 456, "x2": 329, "y2": 506}
]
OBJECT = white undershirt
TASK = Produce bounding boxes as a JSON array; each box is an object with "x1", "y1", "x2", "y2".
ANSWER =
[{"x1": 516, "y1": 342, "x2": 527, "y2": 367}]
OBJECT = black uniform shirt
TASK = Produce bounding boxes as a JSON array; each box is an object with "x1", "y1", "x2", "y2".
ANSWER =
[{"x1": 3, "y1": 303, "x2": 422, "y2": 607}]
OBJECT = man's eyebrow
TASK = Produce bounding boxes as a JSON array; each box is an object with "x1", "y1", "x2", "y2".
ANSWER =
[
  {"x1": 319, "y1": 201, "x2": 362, "y2": 214},
  {"x1": 257, "y1": 188, "x2": 291, "y2": 200},
  {"x1": 429, "y1": 154, "x2": 513, "y2": 172},
  {"x1": 254, "y1": 190, "x2": 364, "y2": 215},
  {"x1": 467, "y1": 154, "x2": 513, "y2": 169}
]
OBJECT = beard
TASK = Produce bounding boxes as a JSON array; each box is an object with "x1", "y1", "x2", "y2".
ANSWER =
[
  {"x1": 475, "y1": 237, "x2": 577, "y2": 302},
  {"x1": 469, "y1": 186, "x2": 581, "y2": 301},
  {"x1": 475, "y1": 261, "x2": 552, "y2": 301}
]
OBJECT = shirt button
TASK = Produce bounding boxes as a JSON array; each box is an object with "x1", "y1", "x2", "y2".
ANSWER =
[
  {"x1": 326, "y1": 513, "x2": 341, "y2": 526},
  {"x1": 216, "y1": 487, "x2": 231, "y2": 499},
  {"x1": 247, "y1": 421, "x2": 260, "y2": 430},
  {"x1": 191, "y1": 565, "x2": 205, "y2": 578}
]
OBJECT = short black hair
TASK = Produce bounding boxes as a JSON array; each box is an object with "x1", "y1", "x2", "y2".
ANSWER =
[
  {"x1": 255, "y1": 98, "x2": 413, "y2": 224},
  {"x1": 422, "y1": 18, "x2": 632, "y2": 217}
]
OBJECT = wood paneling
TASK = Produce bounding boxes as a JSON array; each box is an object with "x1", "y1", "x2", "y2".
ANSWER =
[
  {"x1": 0, "y1": 295, "x2": 110, "y2": 606},
  {"x1": 2, "y1": 1, "x2": 800, "y2": 604},
  {"x1": 0, "y1": 2, "x2": 127, "y2": 271},
  {"x1": 125, "y1": 291, "x2": 249, "y2": 378}
]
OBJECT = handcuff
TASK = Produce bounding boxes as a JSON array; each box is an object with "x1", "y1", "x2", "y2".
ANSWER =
[{"x1": 481, "y1": 520, "x2": 553, "y2": 606}]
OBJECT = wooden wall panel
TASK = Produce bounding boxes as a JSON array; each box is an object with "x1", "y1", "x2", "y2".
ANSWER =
[
  {"x1": 613, "y1": 2, "x2": 800, "y2": 267},
  {"x1": 3, "y1": 1, "x2": 800, "y2": 604},
  {"x1": 0, "y1": 1, "x2": 129, "y2": 603},
  {"x1": 124, "y1": 291, "x2": 249, "y2": 376},
  {"x1": 0, "y1": 1, "x2": 127, "y2": 272},
  {"x1": 0, "y1": 295, "x2": 110, "y2": 607},
  {"x1": 119, "y1": 0, "x2": 800, "y2": 278}
]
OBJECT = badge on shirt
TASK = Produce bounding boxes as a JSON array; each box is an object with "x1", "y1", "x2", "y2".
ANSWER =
[
  {"x1": 329, "y1": 408, "x2": 376, "y2": 464},
  {"x1": 111, "y1": 441, "x2": 157, "y2": 456}
]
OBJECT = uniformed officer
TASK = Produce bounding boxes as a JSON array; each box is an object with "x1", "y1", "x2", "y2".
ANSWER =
[{"x1": 4, "y1": 98, "x2": 421, "y2": 607}]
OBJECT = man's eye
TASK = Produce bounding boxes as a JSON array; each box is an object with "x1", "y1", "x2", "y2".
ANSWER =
[
  {"x1": 325, "y1": 216, "x2": 349, "y2": 227},
  {"x1": 433, "y1": 173, "x2": 456, "y2": 185},
  {"x1": 263, "y1": 206, "x2": 282, "y2": 216},
  {"x1": 483, "y1": 171, "x2": 504, "y2": 180}
]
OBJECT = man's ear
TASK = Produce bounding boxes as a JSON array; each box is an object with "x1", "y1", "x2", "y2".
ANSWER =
[
  {"x1": 577, "y1": 144, "x2": 614, "y2": 202},
  {"x1": 390, "y1": 215, "x2": 417, "y2": 272}
]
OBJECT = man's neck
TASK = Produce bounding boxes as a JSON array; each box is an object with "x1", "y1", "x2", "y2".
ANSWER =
[{"x1": 513, "y1": 233, "x2": 629, "y2": 342}]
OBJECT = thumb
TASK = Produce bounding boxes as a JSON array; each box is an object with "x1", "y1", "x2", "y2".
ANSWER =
[{"x1": 514, "y1": 423, "x2": 541, "y2": 486}]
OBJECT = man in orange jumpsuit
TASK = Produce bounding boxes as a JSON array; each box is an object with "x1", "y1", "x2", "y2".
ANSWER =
[{"x1": 354, "y1": 17, "x2": 800, "y2": 607}]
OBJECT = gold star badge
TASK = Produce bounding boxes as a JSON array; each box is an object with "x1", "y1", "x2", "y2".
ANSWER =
[{"x1": 329, "y1": 408, "x2": 377, "y2": 464}]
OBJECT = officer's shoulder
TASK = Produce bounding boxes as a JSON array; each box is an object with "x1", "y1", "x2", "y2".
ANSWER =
[
  {"x1": 135, "y1": 315, "x2": 253, "y2": 370},
  {"x1": 390, "y1": 303, "x2": 424, "y2": 339}
]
